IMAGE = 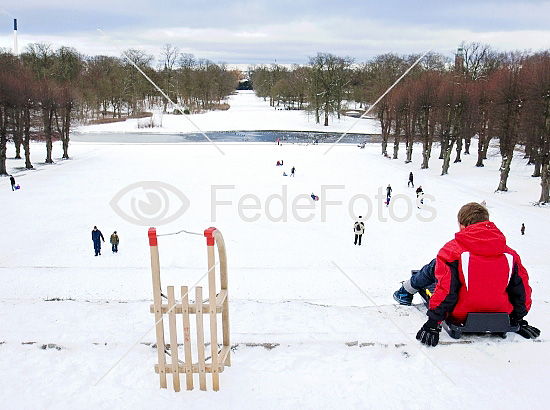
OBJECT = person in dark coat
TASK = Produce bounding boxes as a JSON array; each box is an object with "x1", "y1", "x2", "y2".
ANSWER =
[
  {"x1": 110, "y1": 231, "x2": 119, "y2": 253},
  {"x1": 386, "y1": 184, "x2": 392, "y2": 206},
  {"x1": 290, "y1": 166, "x2": 296, "y2": 177},
  {"x1": 408, "y1": 172, "x2": 414, "y2": 188},
  {"x1": 10, "y1": 175, "x2": 16, "y2": 191},
  {"x1": 521, "y1": 223, "x2": 525, "y2": 235},
  {"x1": 92, "y1": 226, "x2": 105, "y2": 256}
]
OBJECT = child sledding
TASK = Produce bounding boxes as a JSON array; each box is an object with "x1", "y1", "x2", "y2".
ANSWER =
[{"x1": 393, "y1": 202, "x2": 540, "y2": 346}]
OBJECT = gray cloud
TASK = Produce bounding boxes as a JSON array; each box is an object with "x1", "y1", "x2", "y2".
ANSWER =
[{"x1": 1, "y1": 0, "x2": 550, "y2": 63}]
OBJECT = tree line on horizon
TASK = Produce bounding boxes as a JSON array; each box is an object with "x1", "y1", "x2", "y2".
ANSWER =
[
  {"x1": 0, "y1": 43, "x2": 239, "y2": 174},
  {"x1": 249, "y1": 43, "x2": 550, "y2": 203},
  {"x1": 1, "y1": 41, "x2": 549, "y2": 203}
]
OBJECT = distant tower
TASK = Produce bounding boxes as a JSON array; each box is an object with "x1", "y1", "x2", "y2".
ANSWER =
[
  {"x1": 455, "y1": 46, "x2": 464, "y2": 74},
  {"x1": 13, "y1": 19, "x2": 18, "y2": 56}
]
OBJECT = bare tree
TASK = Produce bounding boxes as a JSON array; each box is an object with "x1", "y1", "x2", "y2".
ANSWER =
[
  {"x1": 493, "y1": 53, "x2": 525, "y2": 191},
  {"x1": 521, "y1": 52, "x2": 550, "y2": 202},
  {"x1": 308, "y1": 53, "x2": 353, "y2": 126},
  {"x1": 460, "y1": 42, "x2": 501, "y2": 81},
  {"x1": 52, "y1": 46, "x2": 82, "y2": 159},
  {"x1": 413, "y1": 72, "x2": 441, "y2": 168},
  {"x1": 22, "y1": 43, "x2": 58, "y2": 164},
  {"x1": 159, "y1": 44, "x2": 180, "y2": 112}
]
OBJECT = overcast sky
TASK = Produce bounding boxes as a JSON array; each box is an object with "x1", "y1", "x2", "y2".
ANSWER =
[{"x1": 1, "y1": 1, "x2": 550, "y2": 66}]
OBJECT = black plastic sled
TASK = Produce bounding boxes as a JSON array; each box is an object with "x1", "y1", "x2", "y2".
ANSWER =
[
  {"x1": 413, "y1": 271, "x2": 520, "y2": 340},
  {"x1": 443, "y1": 313, "x2": 520, "y2": 339}
]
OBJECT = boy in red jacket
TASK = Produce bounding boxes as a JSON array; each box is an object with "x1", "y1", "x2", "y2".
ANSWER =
[{"x1": 393, "y1": 202, "x2": 540, "y2": 346}]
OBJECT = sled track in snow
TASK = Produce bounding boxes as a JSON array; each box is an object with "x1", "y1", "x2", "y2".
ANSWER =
[{"x1": 4, "y1": 338, "x2": 547, "y2": 351}]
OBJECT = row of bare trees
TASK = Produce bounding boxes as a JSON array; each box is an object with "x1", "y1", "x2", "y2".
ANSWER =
[
  {"x1": 376, "y1": 49, "x2": 550, "y2": 203},
  {"x1": 82, "y1": 45, "x2": 239, "y2": 120},
  {"x1": 249, "y1": 44, "x2": 550, "y2": 203},
  {"x1": 0, "y1": 43, "x2": 239, "y2": 174}
]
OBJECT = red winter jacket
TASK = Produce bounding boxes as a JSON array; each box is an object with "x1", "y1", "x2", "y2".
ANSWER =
[{"x1": 427, "y1": 221, "x2": 532, "y2": 325}]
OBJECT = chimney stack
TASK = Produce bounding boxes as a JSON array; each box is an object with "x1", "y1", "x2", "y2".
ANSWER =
[{"x1": 13, "y1": 19, "x2": 19, "y2": 56}]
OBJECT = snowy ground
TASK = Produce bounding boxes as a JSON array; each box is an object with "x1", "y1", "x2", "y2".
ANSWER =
[
  {"x1": 0, "y1": 92, "x2": 549, "y2": 410},
  {"x1": 76, "y1": 90, "x2": 381, "y2": 135}
]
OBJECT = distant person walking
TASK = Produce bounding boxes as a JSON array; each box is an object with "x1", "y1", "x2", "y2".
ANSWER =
[
  {"x1": 10, "y1": 175, "x2": 16, "y2": 191},
  {"x1": 290, "y1": 166, "x2": 296, "y2": 177},
  {"x1": 521, "y1": 223, "x2": 525, "y2": 235},
  {"x1": 92, "y1": 226, "x2": 105, "y2": 256},
  {"x1": 353, "y1": 216, "x2": 365, "y2": 246},
  {"x1": 110, "y1": 231, "x2": 119, "y2": 253},
  {"x1": 408, "y1": 172, "x2": 414, "y2": 188},
  {"x1": 386, "y1": 184, "x2": 392, "y2": 206},
  {"x1": 416, "y1": 185, "x2": 424, "y2": 207}
]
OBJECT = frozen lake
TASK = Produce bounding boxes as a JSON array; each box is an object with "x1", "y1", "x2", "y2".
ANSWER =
[{"x1": 70, "y1": 130, "x2": 380, "y2": 144}]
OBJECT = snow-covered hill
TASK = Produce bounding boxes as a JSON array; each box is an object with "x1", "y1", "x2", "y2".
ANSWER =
[{"x1": 0, "y1": 92, "x2": 548, "y2": 410}]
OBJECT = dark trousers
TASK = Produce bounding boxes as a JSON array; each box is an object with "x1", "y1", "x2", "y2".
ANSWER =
[
  {"x1": 11, "y1": 184, "x2": 15, "y2": 191},
  {"x1": 94, "y1": 241, "x2": 101, "y2": 256},
  {"x1": 408, "y1": 180, "x2": 414, "y2": 187},
  {"x1": 410, "y1": 258, "x2": 437, "y2": 292},
  {"x1": 354, "y1": 234, "x2": 362, "y2": 246},
  {"x1": 112, "y1": 244, "x2": 118, "y2": 253}
]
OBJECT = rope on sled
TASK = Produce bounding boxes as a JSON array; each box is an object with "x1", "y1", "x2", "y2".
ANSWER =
[{"x1": 157, "y1": 229, "x2": 203, "y2": 237}]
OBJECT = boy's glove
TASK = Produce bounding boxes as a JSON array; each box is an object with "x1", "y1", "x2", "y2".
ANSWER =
[
  {"x1": 510, "y1": 318, "x2": 540, "y2": 339},
  {"x1": 416, "y1": 319, "x2": 441, "y2": 347}
]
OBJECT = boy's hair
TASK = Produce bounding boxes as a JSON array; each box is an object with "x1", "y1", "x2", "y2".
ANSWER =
[{"x1": 457, "y1": 202, "x2": 489, "y2": 227}]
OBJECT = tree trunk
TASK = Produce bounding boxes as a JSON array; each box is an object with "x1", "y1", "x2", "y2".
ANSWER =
[
  {"x1": 62, "y1": 102, "x2": 72, "y2": 159},
  {"x1": 380, "y1": 107, "x2": 391, "y2": 156},
  {"x1": 532, "y1": 156, "x2": 542, "y2": 177},
  {"x1": 439, "y1": 138, "x2": 446, "y2": 159},
  {"x1": 14, "y1": 109, "x2": 23, "y2": 159},
  {"x1": 406, "y1": 142, "x2": 413, "y2": 163},
  {"x1": 420, "y1": 113, "x2": 431, "y2": 169},
  {"x1": 405, "y1": 117, "x2": 415, "y2": 163},
  {"x1": 476, "y1": 133, "x2": 491, "y2": 167},
  {"x1": 441, "y1": 141, "x2": 455, "y2": 175},
  {"x1": 464, "y1": 136, "x2": 471, "y2": 155},
  {"x1": 43, "y1": 106, "x2": 54, "y2": 164},
  {"x1": 393, "y1": 116, "x2": 401, "y2": 159},
  {"x1": 314, "y1": 96, "x2": 320, "y2": 124},
  {"x1": 497, "y1": 153, "x2": 513, "y2": 191},
  {"x1": 476, "y1": 135, "x2": 485, "y2": 167},
  {"x1": 0, "y1": 107, "x2": 7, "y2": 175},
  {"x1": 420, "y1": 138, "x2": 431, "y2": 169},
  {"x1": 23, "y1": 106, "x2": 33, "y2": 169},
  {"x1": 482, "y1": 136, "x2": 491, "y2": 160},
  {"x1": 476, "y1": 113, "x2": 489, "y2": 166},
  {"x1": 454, "y1": 137, "x2": 463, "y2": 163},
  {"x1": 540, "y1": 162, "x2": 550, "y2": 203}
]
